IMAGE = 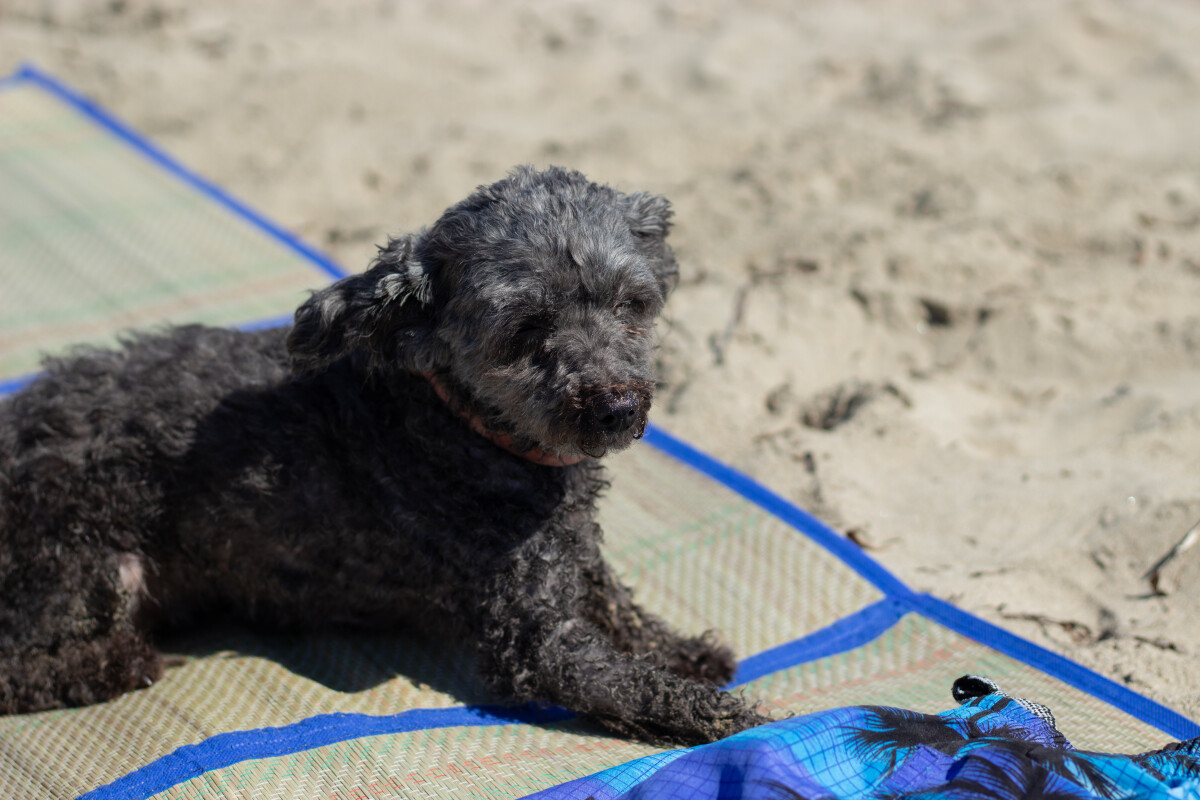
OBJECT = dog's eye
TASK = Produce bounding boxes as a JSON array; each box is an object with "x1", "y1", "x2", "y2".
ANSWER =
[
  {"x1": 514, "y1": 316, "x2": 554, "y2": 343},
  {"x1": 615, "y1": 299, "x2": 646, "y2": 317},
  {"x1": 500, "y1": 318, "x2": 553, "y2": 362}
]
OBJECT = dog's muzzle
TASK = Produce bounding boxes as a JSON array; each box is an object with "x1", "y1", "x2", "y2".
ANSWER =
[
  {"x1": 581, "y1": 389, "x2": 649, "y2": 443},
  {"x1": 591, "y1": 390, "x2": 641, "y2": 433}
]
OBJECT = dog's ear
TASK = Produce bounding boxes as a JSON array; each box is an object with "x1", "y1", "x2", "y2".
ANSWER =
[
  {"x1": 288, "y1": 234, "x2": 443, "y2": 374},
  {"x1": 621, "y1": 191, "x2": 679, "y2": 298}
]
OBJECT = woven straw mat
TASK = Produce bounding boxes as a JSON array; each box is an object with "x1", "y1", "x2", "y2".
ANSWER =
[{"x1": 0, "y1": 71, "x2": 1184, "y2": 800}]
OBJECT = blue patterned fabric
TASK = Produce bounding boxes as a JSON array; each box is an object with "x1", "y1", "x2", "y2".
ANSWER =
[{"x1": 527, "y1": 678, "x2": 1200, "y2": 799}]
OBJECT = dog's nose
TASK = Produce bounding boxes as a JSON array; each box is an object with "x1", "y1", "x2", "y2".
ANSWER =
[{"x1": 594, "y1": 391, "x2": 641, "y2": 433}]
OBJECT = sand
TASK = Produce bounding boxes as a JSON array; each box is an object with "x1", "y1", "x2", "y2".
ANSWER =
[{"x1": 3, "y1": 0, "x2": 1198, "y2": 723}]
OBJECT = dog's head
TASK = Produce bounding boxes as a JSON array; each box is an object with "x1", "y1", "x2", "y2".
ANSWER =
[{"x1": 288, "y1": 166, "x2": 678, "y2": 461}]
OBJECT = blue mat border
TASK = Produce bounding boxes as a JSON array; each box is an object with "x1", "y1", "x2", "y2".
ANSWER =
[
  {"x1": 910, "y1": 593, "x2": 1200, "y2": 743},
  {"x1": 641, "y1": 426, "x2": 913, "y2": 599},
  {"x1": 1, "y1": 64, "x2": 1197, "y2": 799},
  {"x1": 78, "y1": 592, "x2": 1200, "y2": 800},
  {"x1": 1, "y1": 65, "x2": 345, "y2": 393},
  {"x1": 2, "y1": 64, "x2": 348, "y2": 284},
  {"x1": 645, "y1": 424, "x2": 1200, "y2": 742},
  {"x1": 78, "y1": 704, "x2": 576, "y2": 800},
  {"x1": 0, "y1": 374, "x2": 33, "y2": 395},
  {"x1": 729, "y1": 598, "x2": 909, "y2": 687}
]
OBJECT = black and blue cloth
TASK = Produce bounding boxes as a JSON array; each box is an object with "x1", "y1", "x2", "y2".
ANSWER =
[{"x1": 531, "y1": 676, "x2": 1200, "y2": 800}]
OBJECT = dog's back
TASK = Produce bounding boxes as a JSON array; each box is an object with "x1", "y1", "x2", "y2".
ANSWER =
[{"x1": 0, "y1": 325, "x2": 290, "y2": 554}]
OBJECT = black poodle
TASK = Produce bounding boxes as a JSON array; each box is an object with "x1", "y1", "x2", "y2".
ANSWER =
[{"x1": 0, "y1": 166, "x2": 768, "y2": 745}]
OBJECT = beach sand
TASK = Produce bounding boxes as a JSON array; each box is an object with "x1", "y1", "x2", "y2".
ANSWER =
[{"x1": 4, "y1": 0, "x2": 1198, "y2": 722}]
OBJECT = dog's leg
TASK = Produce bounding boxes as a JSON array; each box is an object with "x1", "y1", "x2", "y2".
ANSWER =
[
  {"x1": 0, "y1": 630, "x2": 161, "y2": 714},
  {"x1": 0, "y1": 550, "x2": 161, "y2": 713},
  {"x1": 478, "y1": 561, "x2": 770, "y2": 746},
  {"x1": 582, "y1": 560, "x2": 739, "y2": 686}
]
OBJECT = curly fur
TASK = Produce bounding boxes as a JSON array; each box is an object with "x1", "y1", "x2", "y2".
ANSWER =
[{"x1": 0, "y1": 166, "x2": 769, "y2": 745}]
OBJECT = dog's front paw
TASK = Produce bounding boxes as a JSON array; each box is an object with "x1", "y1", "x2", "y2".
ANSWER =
[
  {"x1": 714, "y1": 697, "x2": 775, "y2": 741},
  {"x1": 667, "y1": 632, "x2": 739, "y2": 686},
  {"x1": 672, "y1": 690, "x2": 774, "y2": 747},
  {"x1": 594, "y1": 687, "x2": 772, "y2": 748}
]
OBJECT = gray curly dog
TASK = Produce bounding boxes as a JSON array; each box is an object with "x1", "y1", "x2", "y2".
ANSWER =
[{"x1": 0, "y1": 165, "x2": 769, "y2": 745}]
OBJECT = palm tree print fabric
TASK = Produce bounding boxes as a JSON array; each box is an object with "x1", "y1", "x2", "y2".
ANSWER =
[{"x1": 527, "y1": 676, "x2": 1200, "y2": 799}]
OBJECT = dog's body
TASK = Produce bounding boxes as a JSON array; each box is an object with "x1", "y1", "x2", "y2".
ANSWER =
[{"x1": 0, "y1": 167, "x2": 767, "y2": 744}]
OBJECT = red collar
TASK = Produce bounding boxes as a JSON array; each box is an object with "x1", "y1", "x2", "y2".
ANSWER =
[{"x1": 422, "y1": 373, "x2": 586, "y2": 467}]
